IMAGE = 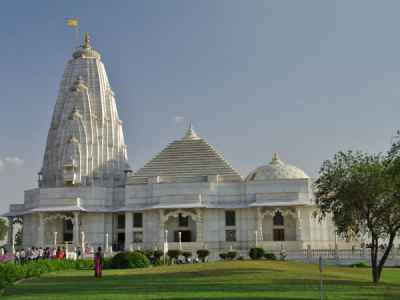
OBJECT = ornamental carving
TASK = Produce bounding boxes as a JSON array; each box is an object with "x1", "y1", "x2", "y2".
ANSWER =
[
  {"x1": 161, "y1": 209, "x2": 200, "y2": 223},
  {"x1": 43, "y1": 213, "x2": 74, "y2": 224}
]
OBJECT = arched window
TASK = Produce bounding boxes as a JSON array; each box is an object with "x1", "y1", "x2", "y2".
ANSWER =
[{"x1": 273, "y1": 211, "x2": 284, "y2": 226}]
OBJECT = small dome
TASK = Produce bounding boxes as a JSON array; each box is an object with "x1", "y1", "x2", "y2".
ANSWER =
[
  {"x1": 246, "y1": 153, "x2": 309, "y2": 181},
  {"x1": 72, "y1": 33, "x2": 101, "y2": 60}
]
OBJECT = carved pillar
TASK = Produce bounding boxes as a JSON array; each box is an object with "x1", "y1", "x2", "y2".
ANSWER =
[
  {"x1": 295, "y1": 208, "x2": 302, "y2": 241},
  {"x1": 73, "y1": 212, "x2": 80, "y2": 247},
  {"x1": 37, "y1": 213, "x2": 44, "y2": 247},
  {"x1": 159, "y1": 209, "x2": 165, "y2": 247},
  {"x1": 256, "y1": 208, "x2": 263, "y2": 241},
  {"x1": 125, "y1": 212, "x2": 133, "y2": 250},
  {"x1": 195, "y1": 209, "x2": 203, "y2": 242}
]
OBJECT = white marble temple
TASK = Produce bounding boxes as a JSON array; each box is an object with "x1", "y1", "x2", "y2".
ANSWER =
[{"x1": 4, "y1": 34, "x2": 351, "y2": 256}]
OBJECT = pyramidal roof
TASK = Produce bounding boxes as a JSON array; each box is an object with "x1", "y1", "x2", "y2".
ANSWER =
[{"x1": 130, "y1": 125, "x2": 242, "y2": 183}]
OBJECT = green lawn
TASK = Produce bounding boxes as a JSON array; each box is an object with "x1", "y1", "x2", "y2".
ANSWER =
[{"x1": 2, "y1": 260, "x2": 400, "y2": 300}]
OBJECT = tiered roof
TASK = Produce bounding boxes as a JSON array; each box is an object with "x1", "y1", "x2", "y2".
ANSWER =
[{"x1": 129, "y1": 125, "x2": 242, "y2": 184}]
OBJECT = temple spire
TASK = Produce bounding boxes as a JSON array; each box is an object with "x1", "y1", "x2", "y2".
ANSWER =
[
  {"x1": 183, "y1": 122, "x2": 200, "y2": 140},
  {"x1": 271, "y1": 152, "x2": 282, "y2": 164},
  {"x1": 83, "y1": 32, "x2": 91, "y2": 48}
]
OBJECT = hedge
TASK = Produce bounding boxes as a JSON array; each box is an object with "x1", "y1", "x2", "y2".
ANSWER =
[
  {"x1": 196, "y1": 249, "x2": 210, "y2": 262},
  {"x1": 249, "y1": 247, "x2": 265, "y2": 260},
  {"x1": 0, "y1": 256, "x2": 132, "y2": 290},
  {"x1": 0, "y1": 259, "x2": 78, "y2": 289},
  {"x1": 110, "y1": 251, "x2": 150, "y2": 269}
]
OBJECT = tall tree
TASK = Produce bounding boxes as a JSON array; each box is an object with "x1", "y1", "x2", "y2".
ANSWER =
[
  {"x1": 0, "y1": 218, "x2": 8, "y2": 242},
  {"x1": 315, "y1": 150, "x2": 400, "y2": 283}
]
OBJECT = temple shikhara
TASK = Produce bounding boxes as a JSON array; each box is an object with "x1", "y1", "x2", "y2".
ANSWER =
[{"x1": 5, "y1": 34, "x2": 346, "y2": 257}]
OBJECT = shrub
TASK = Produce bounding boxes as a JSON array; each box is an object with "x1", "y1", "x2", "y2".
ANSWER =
[
  {"x1": 167, "y1": 250, "x2": 181, "y2": 263},
  {"x1": 103, "y1": 257, "x2": 112, "y2": 269},
  {"x1": 75, "y1": 259, "x2": 94, "y2": 270},
  {"x1": 219, "y1": 253, "x2": 227, "y2": 260},
  {"x1": 110, "y1": 251, "x2": 150, "y2": 269},
  {"x1": 0, "y1": 259, "x2": 79, "y2": 290},
  {"x1": 351, "y1": 261, "x2": 369, "y2": 268},
  {"x1": 249, "y1": 247, "x2": 265, "y2": 260},
  {"x1": 182, "y1": 251, "x2": 192, "y2": 260},
  {"x1": 227, "y1": 251, "x2": 237, "y2": 260},
  {"x1": 153, "y1": 250, "x2": 163, "y2": 261},
  {"x1": 196, "y1": 249, "x2": 210, "y2": 262},
  {"x1": 264, "y1": 252, "x2": 277, "y2": 260},
  {"x1": 141, "y1": 250, "x2": 154, "y2": 260}
]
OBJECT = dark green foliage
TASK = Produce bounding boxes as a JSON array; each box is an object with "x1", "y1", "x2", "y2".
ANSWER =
[
  {"x1": 167, "y1": 250, "x2": 181, "y2": 263},
  {"x1": 75, "y1": 259, "x2": 95, "y2": 270},
  {"x1": 196, "y1": 249, "x2": 210, "y2": 262},
  {"x1": 351, "y1": 261, "x2": 369, "y2": 268},
  {"x1": 0, "y1": 259, "x2": 78, "y2": 289},
  {"x1": 182, "y1": 251, "x2": 192, "y2": 259},
  {"x1": 103, "y1": 257, "x2": 112, "y2": 269},
  {"x1": 0, "y1": 253, "x2": 151, "y2": 290},
  {"x1": 264, "y1": 252, "x2": 277, "y2": 260},
  {"x1": 141, "y1": 250, "x2": 154, "y2": 260},
  {"x1": 219, "y1": 252, "x2": 237, "y2": 260},
  {"x1": 315, "y1": 149, "x2": 400, "y2": 283},
  {"x1": 219, "y1": 253, "x2": 227, "y2": 260},
  {"x1": 226, "y1": 251, "x2": 237, "y2": 260},
  {"x1": 249, "y1": 247, "x2": 265, "y2": 260},
  {"x1": 110, "y1": 251, "x2": 150, "y2": 269},
  {"x1": 153, "y1": 250, "x2": 163, "y2": 260},
  {"x1": 0, "y1": 218, "x2": 8, "y2": 242}
]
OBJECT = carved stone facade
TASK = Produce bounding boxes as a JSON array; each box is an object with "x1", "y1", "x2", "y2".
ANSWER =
[{"x1": 4, "y1": 34, "x2": 345, "y2": 257}]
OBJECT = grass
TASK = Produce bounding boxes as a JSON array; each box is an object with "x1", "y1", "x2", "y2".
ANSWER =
[{"x1": 2, "y1": 260, "x2": 400, "y2": 299}]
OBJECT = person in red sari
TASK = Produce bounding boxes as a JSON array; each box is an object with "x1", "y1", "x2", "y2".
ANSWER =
[{"x1": 94, "y1": 247, "x2": 103, "y2": 278}]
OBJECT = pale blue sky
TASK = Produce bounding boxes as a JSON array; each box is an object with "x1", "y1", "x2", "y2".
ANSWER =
[{"x1": 1, "y1": 1, "x2": 399, "y2": 213}]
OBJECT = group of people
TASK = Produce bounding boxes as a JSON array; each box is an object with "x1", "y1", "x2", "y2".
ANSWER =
[
  {"x1": 0, "y1": 245, "x2": 104, "y2": 278},
  {"x1": 13, "y1": 246, "x2": 73, "y2": 263}
]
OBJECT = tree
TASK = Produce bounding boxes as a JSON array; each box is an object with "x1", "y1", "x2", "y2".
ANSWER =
[
  {"x1": 315, "y1": 150, "x2": 400, "y2": 283},
  {"x1": 0, "y1": 218, "x2": 8, "y2": 242}
]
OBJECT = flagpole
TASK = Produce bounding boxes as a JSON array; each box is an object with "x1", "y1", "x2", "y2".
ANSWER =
[
  {"x1": 66, "y1": 18, "x2": 80, "y2": 49},
  {"x1": 75, "y1": 24, "x2": 80, "y2": 49}
]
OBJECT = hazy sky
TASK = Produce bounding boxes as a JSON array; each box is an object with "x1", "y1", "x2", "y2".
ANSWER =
[{"x1": 1, "y1": 1, "x2": 400, "y2": 213}]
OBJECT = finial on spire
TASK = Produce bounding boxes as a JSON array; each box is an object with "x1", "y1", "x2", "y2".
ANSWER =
[
  {"x1": 271, "y1": 152, "x2": 282, "y2": 164},
  {"x1": 83, "y1": 32, "x2": 91, "y2": 48},
  {"x1": 183, "y1": 122, "x2": 200, "y2": 140}
]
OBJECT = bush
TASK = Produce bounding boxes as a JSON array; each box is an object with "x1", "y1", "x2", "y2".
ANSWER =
[
  {"x1": 153, "y1": 250, "x2": 163, "y2": 260},
  {"x1": 264, "y1": 252, "x2": 277, "y2": 260},
  {"x1": 182, "y1": 251, "x2": 192, "y2": 260},
  {"x1": 196, "y1": 249, "x2": 210, "y2": 262},
  {"x1": 141, "y1": 250, "x2": 154, "y2": 260},
  {"x1": 75, "y1": 259, "x2": 94, "y2": 270},
  {"x1": 227, "y1": 251, "x2": 237, "y2": 260},
  {"x1": 167, "y1": 250, "x2": 181, "y2": 263},
  {"x1": 219, "y1": 253, "x2": 228, "y2": 260},
  {"x1": 0, "y1": 259, "x2": 78, "y2": 290},
  {"x1": 103, "y1": 257, "x2": 112, "y2": 269},
  {"x1": 351, "y1": 261, "x2": 369, "y2": 268},
  {"x1": 249, "y1": 247, "x2": 265, "y2": 260},
  {"x1": 110, "y1": 251, "x2": 150, "y2": 269}
]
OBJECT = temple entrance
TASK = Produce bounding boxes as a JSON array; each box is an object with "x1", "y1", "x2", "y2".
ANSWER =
[
  {"x1": 164, "y1": 212, "x2": 196, "y2": 242},
  {"x1": 63, "y1": 219, "x2": 74, "y2": 242},
  {"x1": 117, "y1": 232, "x2": 125, "y2": 251},
  {"x1": 174, "y1": 230, "x2": 191, "y2": 242}
]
